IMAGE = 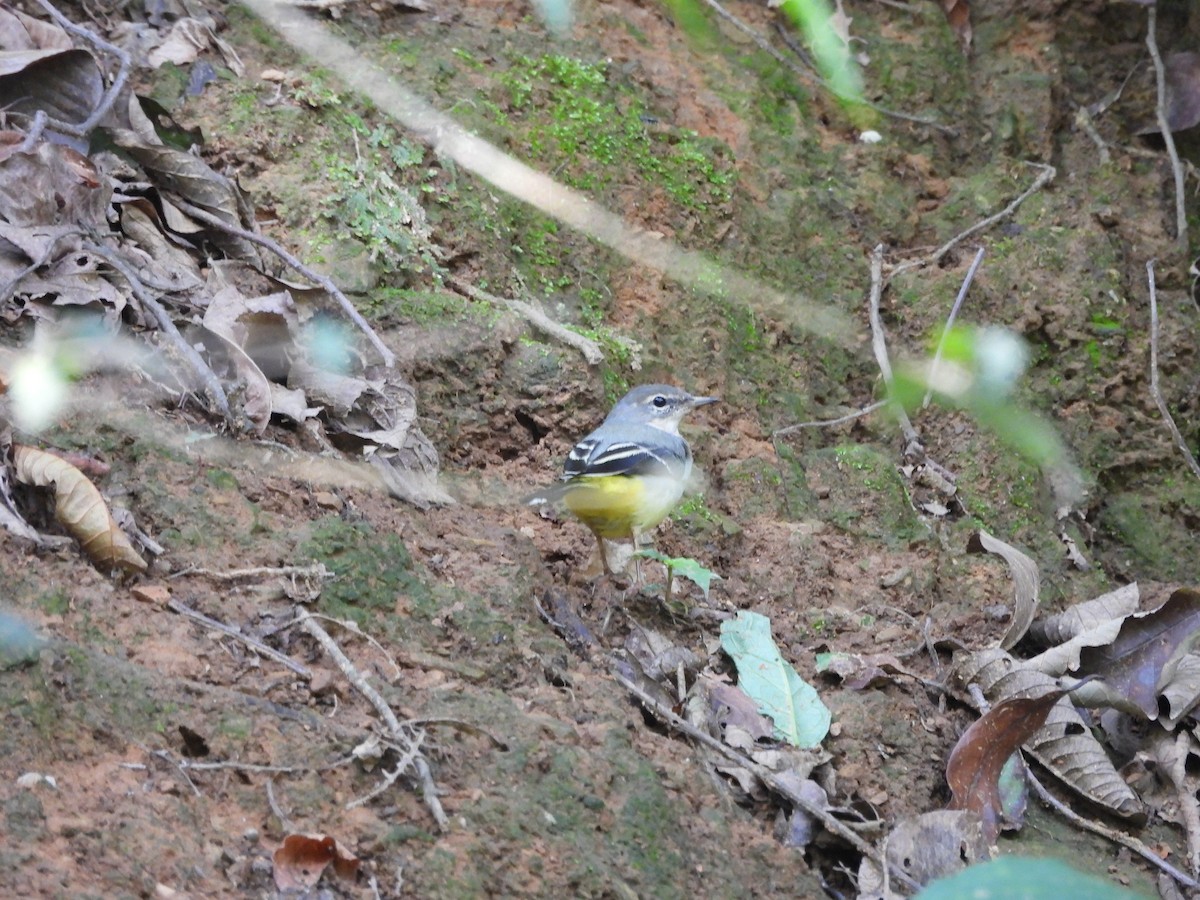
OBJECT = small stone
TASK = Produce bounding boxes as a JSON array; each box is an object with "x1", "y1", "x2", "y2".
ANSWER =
[
  {"x1": 131, "y1": 584, "x2": 171, "y2": 605},
  {"x1": 313, "y1": 491, "x2": 343, "y2": 511},
  {"x1": 874, "y1": 624, "x2": 906, "y2": 643},
  {"x1": 309, "y1": 669, "x2": 338, "y2": 697}
]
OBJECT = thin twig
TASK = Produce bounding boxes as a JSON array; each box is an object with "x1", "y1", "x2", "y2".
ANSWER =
[
  {"x1": 922, "y1": 246, "x2": 985, "y2": 408},
  {"x1": 171, "y1": 199, "x2": 396, "y2": 369},
  {"x1": 168, "y1": 563, "x2": 333, "y2": 582},
  {"x1": 121, "y1": 753, "x2": 360, "y2": 775},
  {"x1": 148, "y1": 748, "x2": 202, "y2": 796},
  {"x1": 1146, "y1": 6, "x2": 1189, "y2": 252},
  {"x1": 32, "y1": 0, "x2": 130, "y2": 137},
  {"x1": 446, "y1": 276, "x2": 604, "y2": 365},
  {"x1": 1146, "y1": 261, "x2": 1200, "y2": 479},
  {"x1": 297, "y1": 610, "x2": 449, "y2": 831},
  {"x1": 612, "y1": 666, "x2": 922, "y2": 893},
  {"x1": 85, "y1": 242, "x2": 234, "y2": 424},
  {"x1": 266, "y1": 777, "x2": 295, "y2": 832},
  {"x1": 868, "y1": 244, "x2": 921, "y2": 451},
  {"x1": 711, "y1": 0, "x2": 953, "y2": 133},
  {"x1": 891, "y1": 163, "x2": 1056, "y2": 277},
  {"x1": 773, "y1": 400, "x2": 887, "y2": 438},
  {"x1": 1072, "y1": 104, "x2": 1111, "y2": 166},
  {"x1": 347, "y1": 740, "x2": 423, "y2": 809},
  {"x1": 1026, "y1": 768, "x2": 1200, "y2": 892},
  {"x1": 167, "y1": 598, "x2": 312, "y2": 678}
]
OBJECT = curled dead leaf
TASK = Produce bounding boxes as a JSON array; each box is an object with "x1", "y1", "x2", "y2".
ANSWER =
[
  {"x1": 946, "y1": 689, "x2": 1067, "y2": 842},
  {"x1": 967, "y1": 530, "x2": 1039, "y2": 649},
  {"x1": 12, "y1": 444, "x2": 147, "y2": 573}
]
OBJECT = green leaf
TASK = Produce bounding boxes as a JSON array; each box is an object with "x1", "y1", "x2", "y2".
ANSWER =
[
  {"x1": 916, "y1": 856, "x2": 1147, "y2": 900},
  {"x1": 635, "y1": 550, "x2": 722, "y2": 599},
  {"x1": 719, "y1": 611, "x2": 831, "y2": 748}
]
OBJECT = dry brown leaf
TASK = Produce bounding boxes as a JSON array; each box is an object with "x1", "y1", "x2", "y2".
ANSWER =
[
  {"x1": 937, "y1": 0, "x2": 972, "y2": 53},
  {"x1": 817, "y1": 650, "x2": 917, "y2": 690},
  {"x1": 701, "y1": 674, "x2": 776, "y2": 742},
  {"x1": 187, "y1": 324, "x2": 273, "y2": 434},
  {"x1": 1160, "y1": 652, "x2": 1200, "y2": 728},
  {"x1": 272, "y1": 832, "x2": 359, "y2": 891},
  {"x1": 1070, "y1": 588, "x2": 1200, "y2": 720},
  {"x1": 12, "y1": 444, "x2": 147, "y2": 573},
  {"x1": 1137, "y1": 52, "x2": 1200, "y2": 135},
  {"x1": 952, "y1": 647, "x2": 1144, "y2": 823},
  {"x1": 946, "y1": 689, "x2": 1065, "y2": 842},
  {"x1": 626, "y1": 623, "x2": 698, "y2": 682}
]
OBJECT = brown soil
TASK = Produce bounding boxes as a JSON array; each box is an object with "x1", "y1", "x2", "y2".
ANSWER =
[{"x1": 3, "y1": 0, "x2": 1200, "y2": 898}]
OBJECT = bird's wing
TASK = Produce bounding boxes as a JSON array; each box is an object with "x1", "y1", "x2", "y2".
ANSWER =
[{"x1": 563, "y1": 432, "x2": 685, "y2": 480}]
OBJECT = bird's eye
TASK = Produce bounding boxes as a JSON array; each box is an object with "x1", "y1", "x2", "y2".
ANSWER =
[{"x1": 652, "y1": 395, "x2": 667, "y2": 408}]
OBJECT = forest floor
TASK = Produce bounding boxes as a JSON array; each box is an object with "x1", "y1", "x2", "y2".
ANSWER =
[{"x1": 3, "y1": 0, "x2": 1200, "y2": 897}]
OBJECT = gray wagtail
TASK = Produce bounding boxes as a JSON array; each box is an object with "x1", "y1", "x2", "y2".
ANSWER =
[{"x1": 526, "y1": 383, "x2": 718, "y2": 577}]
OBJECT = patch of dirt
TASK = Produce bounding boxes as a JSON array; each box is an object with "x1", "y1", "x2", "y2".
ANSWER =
[{"x1": 4, "y1": 0, "x2": 1200, "y2": 897}]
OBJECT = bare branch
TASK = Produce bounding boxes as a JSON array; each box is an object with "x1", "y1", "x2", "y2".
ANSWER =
[
  {"x1": 297, "y1": 610, "x2": 449, "y2": 831},
  {"x1": 32, "y1": 0, "x2": 131, "y2": 137},
  {"x1": 167, "y1": 598, "x2": 311, "y2": 678},
  {"x1": 773, "y1": 400, "x2": 887, "y2": 438},
  {"x1": 891, "y1": 163, "x2": 1055, "y2": 277},
  {"x1": 868, "y1": 244, "x2": 920, "y2": 451},
  {"x1": 1146, "y1": 260, "x2": 1200, "y2": 479},
  {"x1": 1027, "y1": 767, "x2": 1200, "y2": 892},
  {"x1": 447, "y1": 276, "x2": 605, "y2": 365},
  {"x1": 1146, "y1": 6, "x2": 1188, "y2": 251},
  {"x1": 85, "y1": 242, "x2": 234, "y2": 424},
  {"x1": 923, "y1": 246, "x2": 985, "y2": 409}
]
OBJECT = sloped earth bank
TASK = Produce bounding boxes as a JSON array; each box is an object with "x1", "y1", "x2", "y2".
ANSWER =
[{"x1": 4, "y1": 0, "x2": 1200, "y2": 896}]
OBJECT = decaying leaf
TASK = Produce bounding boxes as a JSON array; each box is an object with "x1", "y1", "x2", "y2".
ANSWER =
[
  {"x1": 946, "y1": 689, "x2": 1066, "y2": 842},
  {"x1": 0, "y1": 6, "x2": 450, "y2": 515},
  {"x1": 720, "y1": 611, "x2": 831, "y2": 748},
  {"x1": 625, "y1": 623, "x2": 698, "y2": 682},
  {"x1": 0, "y1": 140, "x2": 110, "y2": 229},
  {"x1": 188, "y1": 324, "x2": 273, "y2": 434},
  {"x1": 1159, "y1": 652, "x2": 1200, "y2": 728},
  {"x1": 967, "y1": 530, "x2": 1039, "y2": 649},
  {"x1": 1069, "y1": 588, "x2": 1200, "y2": 720},
  {"x1": 937, "y1": 0, "x2": 972, "y2": 53},
  {"x1": 11, "y1": 444, "x2": 147, "y2": 573},
  {"x1": 816, "y1": 650, "x2": 917, "y2": 690},
  {"x1": 952, "y1": 647, "x2": 1145, "y2": 823},
  {"x1": 0, "y1": 8, "x2": 103, "y2": 132},
  {"x1": 272, "y1": 832, "x2": 359, "y2": 891},
  {"x1": 106, "y1": 126, "x2": 256, "y2": 260},
  {"x1": 858, "y1": 809, "x2": 988, "y2": 896},
  {"x1": 700, "y1": 673, "x2": 776, "y2": 742},
  {"x1": 774, "y1": 772, "x2": 830, "y2": 850},
  {"x1": 1137, "y1": 52, "x2": 1200, "y2": 135},
  {"x1": 1028, "y1": 583, "x2": 1139, "y2": 646}
]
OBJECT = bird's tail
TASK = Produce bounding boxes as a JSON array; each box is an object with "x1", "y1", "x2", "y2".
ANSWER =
[{"x1": 523, "y1": 482, "x2": 573, "y2": 507}]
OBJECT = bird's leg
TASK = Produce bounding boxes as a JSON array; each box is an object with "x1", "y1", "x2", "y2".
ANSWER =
[
  {"x1": 631, "y1": 528, "x2": 644, "y2": 585},
  {"x1": 594, "y1": 531, "x2": 614, "y2": 577}
]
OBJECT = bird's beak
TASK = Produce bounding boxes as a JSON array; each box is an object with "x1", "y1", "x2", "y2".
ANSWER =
[{"x1": 690, "y1": 395, "x2": 719, "y2": 408}]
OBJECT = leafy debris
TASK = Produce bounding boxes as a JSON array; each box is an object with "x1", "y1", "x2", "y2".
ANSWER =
[{"x1": 720, "y1": 611, "x2": 831, "y2": 748}]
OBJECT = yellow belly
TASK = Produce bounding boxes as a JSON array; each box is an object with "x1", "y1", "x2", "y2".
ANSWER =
[{"x1": 563, "y1": 474, "x2": 684, "y2": 539}]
